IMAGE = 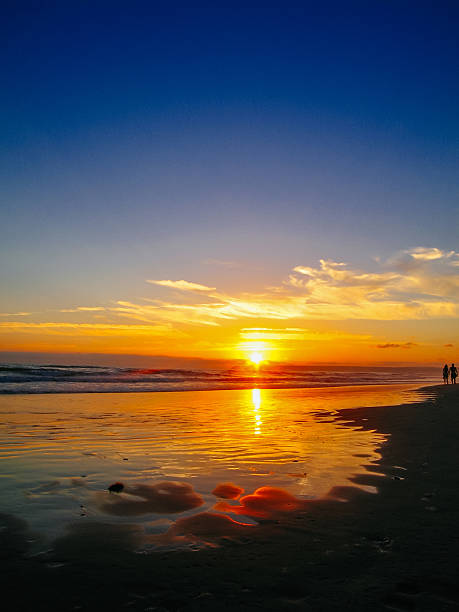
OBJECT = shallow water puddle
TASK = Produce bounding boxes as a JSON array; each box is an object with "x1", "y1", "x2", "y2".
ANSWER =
[{"x1": 0, "y1": 385, "x2": 430, "y2": 550}]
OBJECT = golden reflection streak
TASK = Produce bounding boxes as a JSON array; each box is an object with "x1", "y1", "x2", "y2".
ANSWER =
[{"x1": 252, "y1": 388, "x2": 262, "y2": 435}]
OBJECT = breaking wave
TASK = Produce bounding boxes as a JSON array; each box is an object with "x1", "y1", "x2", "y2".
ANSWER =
[{"x1": 0, "y1": 363, "x2": 439, "y2": 394}]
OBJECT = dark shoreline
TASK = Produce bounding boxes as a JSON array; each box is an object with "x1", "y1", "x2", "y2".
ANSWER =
[{"x1": 2, "y1": 384, "x2": 459, "y2": 611}]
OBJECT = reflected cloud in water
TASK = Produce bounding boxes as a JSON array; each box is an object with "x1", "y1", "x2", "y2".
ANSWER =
[
  {"x1": 97, "y1": 481, "x2": 204, "y2": 516},
  {"x1": 212, "y1": 482, "x2": 244, "y2": 499},
  {"x1": 215, "y1": 486, "x2": 306, "y2": 519}
]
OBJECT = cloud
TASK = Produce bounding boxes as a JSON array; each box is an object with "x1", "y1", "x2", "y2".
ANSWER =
[
  {"x1": 3, "y1": 246, "x2": 458, "y2": 356},
  {"x1": 376, "y1": 342, "x2": 418, "y2": 349},
  {"x1": 0, "y1": 321, "x2": 183, "y2": 337},
  {"x1": 240, "y1": 327, "x2": 310, "y2": 341},
  {"x1": 204, "y1": 258, "x2": 241, "y2": 268},
  {"x1": 409, "y1": 247, "x2": 454, "y2": 261},
  {"x1": 0, "y1": 312, "x2": 31, "y2": 316},
  {"x1": 113, "y1": 300, "x2": 222, "y2": 326},
  {"x1": 214, "y1": 486, "x2": 306, "y2": 519},
  {"x1": 444, "y1": 343, "x2": 454, "y2": 347},
  {"x1": 162, "y1": 511, "x2": 254, "y2": 544},
  {"x1": 98, "y1": 481, "x2": 204, "y2": 516},
  {"x1": 59, "y1": 306, "x2": 106, "y2": 313},
  {"x1": 239, "y1": 327, "x2": 371, "y2": 343},
  {"x1": 147, "y1": 279, "x2": 216, "y2": 292},
  {"x1": 212, "y1": 482, "x2": 244, "y2": 499},
  {"x1": 141, "y1": 247, "x2": 459, "y2": 326},
  {"x1": 108, "y1": 248, "x2": 459, "y2": 326},
  {"x1": 390, "y1": 246, "x2": 457, "y2": 268},
  {"x1": 283, "y1": 249, "x2": 459, "y2": 319}
]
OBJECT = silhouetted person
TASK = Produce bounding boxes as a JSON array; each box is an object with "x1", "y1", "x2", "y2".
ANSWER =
[
  {"x1": 450, "y1": 363, "x2": 457, "y2": 385},
  {"x1": 443, "y1": 364, "x2": 449, "y2": 384}
]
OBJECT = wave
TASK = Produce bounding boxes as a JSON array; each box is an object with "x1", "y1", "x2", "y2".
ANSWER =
[{"x1": 0, "y1": 363, "x2": 440, "y2": 394}]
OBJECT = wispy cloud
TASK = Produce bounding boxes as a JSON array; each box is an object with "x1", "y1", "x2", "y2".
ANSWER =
[
  {"x1": 59, "y1": 307, "x2": 106, "y2": 313},
  {"x1": 147, "y1": 279, "x2": 216, "y2": 292},
  {"x1": 204, "y1": 258, "x2": 241, "y2": 268},
  {"x1": 0, "y1": 312, "x2": 31, "y2": 317},
  {"x1": 376, "y1": 342, "x2": 418, "y2": 349},
  {"x1": 240, "y1": 327, "x2": 311, "y2": 341},
  {"x1": 129, "y1": 248, "x2": 459, "y2": 324},
  {"x1": 112, "y1": 300, "x2": 222, "y2": 326},
  {"x1": 409, "y1": 247, "x2": 454, "y2": 261},
  {"x1": 0, "y1": 321, "x2": 189, "y2": 354},
  {"x1": 0, "y1": 322, "x2": 182, "y2": 336},
  {"x1": 239, "y1": 327, "x2": 371, "y2": 342}
]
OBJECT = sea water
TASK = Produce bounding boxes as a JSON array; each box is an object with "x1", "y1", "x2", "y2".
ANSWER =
[{"x1": 0, "y1": 384, "x2": 433, "y2": 550}]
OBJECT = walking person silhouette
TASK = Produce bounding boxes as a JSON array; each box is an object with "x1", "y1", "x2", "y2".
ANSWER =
[
  {"x1": 450, "y1": 363, "x2": 457, "y2": 385},
  {"x1": 443, "y1": 364, "x2": 449, "y2": 384}
]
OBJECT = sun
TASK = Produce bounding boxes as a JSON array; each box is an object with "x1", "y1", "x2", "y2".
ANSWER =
[
  {"x1": 249, "y1": 351, "x2": 264, "y2": 365},
  {"x1": 238, "y1": 340, "x2": 271, "y2": 366}
]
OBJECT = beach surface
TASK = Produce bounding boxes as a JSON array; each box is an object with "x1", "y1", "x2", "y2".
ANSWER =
[{"x1": 2, "y1": 384, "x2": 459, "y2": 611}]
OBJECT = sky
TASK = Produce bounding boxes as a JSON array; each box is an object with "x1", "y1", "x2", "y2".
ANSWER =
[{"x1": 1, "y1": 1, "x2": 458, "y2": 365}]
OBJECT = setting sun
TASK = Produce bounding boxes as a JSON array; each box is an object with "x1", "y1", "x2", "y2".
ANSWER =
[
  {"x1": 238, "y1": 341, "x2": 272, "y2": 365},
  {"x1": 249, "y1": 351, "x2": 264, "y2": 365}
]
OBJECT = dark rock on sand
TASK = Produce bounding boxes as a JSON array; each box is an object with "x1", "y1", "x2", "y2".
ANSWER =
[{"x1": 108, "y1": 482, "x2": 124, "y2": 493}]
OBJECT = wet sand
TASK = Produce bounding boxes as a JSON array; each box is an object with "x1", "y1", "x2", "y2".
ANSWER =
[{"x1": 2, "y1": 384, "x2": 459, "y2": 611}]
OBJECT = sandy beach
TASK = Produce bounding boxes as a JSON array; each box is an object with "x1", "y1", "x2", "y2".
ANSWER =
[{"x1": 1, "y1": 383, "x2": 458, "y2": 611}]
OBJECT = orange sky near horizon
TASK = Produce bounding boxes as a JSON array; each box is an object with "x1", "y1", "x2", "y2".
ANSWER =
[{"x1": 1, "y1": 248, "x2": 458, "y2": 365}]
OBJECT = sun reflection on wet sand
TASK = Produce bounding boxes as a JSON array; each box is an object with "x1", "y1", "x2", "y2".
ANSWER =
[{"x1": 0, "y1": 384, "x2": 430, "y2": 548}]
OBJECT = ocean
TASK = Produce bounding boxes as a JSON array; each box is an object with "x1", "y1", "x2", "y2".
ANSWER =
[
  {"x1": 0, "y1": 384, "x2": 434, "y2": 549},
  {"x1": 0, "y1": 363, "x2": 439, "y2": 394},
  {"x1": 0, "y1": 362, "x2": 439, "y2": 551}
]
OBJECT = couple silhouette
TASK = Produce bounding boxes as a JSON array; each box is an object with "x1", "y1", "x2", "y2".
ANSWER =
[{"x1": 443, "y1": 363, "x2": 457, "y2": 384}]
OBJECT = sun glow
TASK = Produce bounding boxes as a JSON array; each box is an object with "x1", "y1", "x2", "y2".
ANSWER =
[
  {"x1": 238, "y1": 341, "x2": 271, "y2": 365},
  {"x1": 249, "y1": 351, "x2": 264, "y2": 365}
]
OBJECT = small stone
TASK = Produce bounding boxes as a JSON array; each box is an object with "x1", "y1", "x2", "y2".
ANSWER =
[{"x1": 108, "y1": 482, "x2": 124, "y2": 493}]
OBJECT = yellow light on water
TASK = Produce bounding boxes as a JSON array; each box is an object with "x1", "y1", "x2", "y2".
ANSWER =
[
  {"x1": 252, "y1": 388, "x2": 262, "y2": 434},
  {"x1": 252, "y1": 388, "x2": 261, "y2": 409}
]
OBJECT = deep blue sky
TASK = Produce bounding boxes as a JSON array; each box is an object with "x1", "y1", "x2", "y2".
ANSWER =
[{"x1": 1, "y1": 1, "x2": 458, "y2": 311}]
